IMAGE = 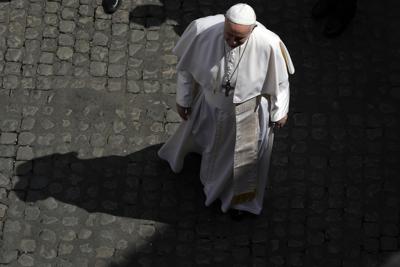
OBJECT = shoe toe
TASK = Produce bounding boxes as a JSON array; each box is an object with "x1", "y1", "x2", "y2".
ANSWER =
[
  {"x1": 102, "y1": 0, "x2": 120, "y2": 14},
  {"x1": 229, "y1": 210, "x2": 244, "y2": 221}
]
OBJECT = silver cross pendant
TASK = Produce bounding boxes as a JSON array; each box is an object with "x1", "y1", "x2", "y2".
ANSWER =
[{"x1": 222, "y1": 81, "x2": 234, "y2": 96}]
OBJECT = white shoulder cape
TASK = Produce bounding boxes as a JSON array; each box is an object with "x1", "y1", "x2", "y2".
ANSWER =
[{"x1": 173, "y1": 14, "x2": 295, "y2": 104}]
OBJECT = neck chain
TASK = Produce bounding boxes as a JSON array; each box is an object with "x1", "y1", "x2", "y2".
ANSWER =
[{"x1": 222, "y1": 38, "x2": 250, "y2": 96}]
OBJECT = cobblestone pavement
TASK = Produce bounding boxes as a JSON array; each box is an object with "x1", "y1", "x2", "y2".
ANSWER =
[{"x1": 0, "y1": 0, "x2": 399, "y2": 266}]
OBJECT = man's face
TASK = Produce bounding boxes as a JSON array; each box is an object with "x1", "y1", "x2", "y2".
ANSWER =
[{"x1": 224, "y1": 19, "x2": 254, "y2": 48}]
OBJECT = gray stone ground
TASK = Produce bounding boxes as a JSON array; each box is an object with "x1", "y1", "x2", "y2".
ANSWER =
[{"x1": 0, "y1": 0, "x2": 399, "y2": 266}]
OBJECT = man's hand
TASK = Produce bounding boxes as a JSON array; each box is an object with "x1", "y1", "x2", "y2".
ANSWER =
[
  {"x1": 271, "y1": 114, "x2": 288, "y2": 129},
  {"x1": 176, "y1": 103, "x2": 192, "y2": 121}
]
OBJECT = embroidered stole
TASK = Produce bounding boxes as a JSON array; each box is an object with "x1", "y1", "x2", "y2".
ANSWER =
[{"x1": 231, "y1": 96, "x2": 260, "y2": 205}]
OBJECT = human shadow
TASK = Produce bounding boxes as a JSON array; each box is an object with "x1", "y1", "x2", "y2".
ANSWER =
[
  {"x1": 14, "y1": 145, "x2": 267, "y2": 266},
  {"x1": 14, "y1": 145, "x2": 206, "y2": 222}
]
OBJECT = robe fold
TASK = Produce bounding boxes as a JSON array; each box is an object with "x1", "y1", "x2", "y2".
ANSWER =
[{"x1": 158, "y1": 14, "x2": 294, "y2": 214}]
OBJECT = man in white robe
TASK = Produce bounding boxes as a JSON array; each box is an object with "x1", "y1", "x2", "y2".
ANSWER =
[{"x1": 158, "y1": 3, "x2": 295, "y2": 218}]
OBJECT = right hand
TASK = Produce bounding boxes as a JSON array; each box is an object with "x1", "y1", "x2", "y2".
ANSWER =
[
  {"x1": 176, "y1": 103, "x2": 191, "y2": 121},
  {"x1": 272, "y1": 114, "x2": 288, "y2": 129}
]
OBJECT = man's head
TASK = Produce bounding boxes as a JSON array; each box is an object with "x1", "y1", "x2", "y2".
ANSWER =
[{"x1": 224, "y1": 3, "x2": 256, "y2": 48}]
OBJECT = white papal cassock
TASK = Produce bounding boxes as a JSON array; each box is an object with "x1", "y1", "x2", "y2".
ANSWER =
[{"x1": 158, "y1": 14, "x2": 295, "y2": 214}]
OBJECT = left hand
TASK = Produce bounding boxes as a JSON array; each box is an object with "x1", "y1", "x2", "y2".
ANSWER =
[
  {"x1": 271, "y1": 114, "x2": 288, "y2": 129},
  {"x1": 176, "y1": 103, "x2": 191, "y2": 121}
]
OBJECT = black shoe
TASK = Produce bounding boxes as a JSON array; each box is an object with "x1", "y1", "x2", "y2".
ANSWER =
[
  {"x1": 229, "y1": 209, "x2": 254, "y2": 221},
  {"x1": 102, "y1": 0, "x2": 121, "y2": 14},
  {"x1": 311, "y1": 0, "x2": 335, "y2": 19},
  {"x1": 323, "y1": 6, "x2": 356, "y2": 37}
]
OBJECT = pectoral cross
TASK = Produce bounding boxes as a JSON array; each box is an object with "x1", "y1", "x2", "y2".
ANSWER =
[{"x1": 222, "y1": 81, "x2": 234, "y2": 96}]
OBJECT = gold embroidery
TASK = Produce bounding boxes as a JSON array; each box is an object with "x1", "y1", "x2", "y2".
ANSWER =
[{"x1": 231, "y1": 190, "x2": 256, "y2": 205}]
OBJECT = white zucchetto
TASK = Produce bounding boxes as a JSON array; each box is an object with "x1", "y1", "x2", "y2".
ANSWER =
[{"x1": 225, "y1": 3, "x2": 256, "y2": 25}]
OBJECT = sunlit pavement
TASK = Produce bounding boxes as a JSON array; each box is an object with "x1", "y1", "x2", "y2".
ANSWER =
[{"x1": 0, "y1": 0, "x2": 399, "y2": 266}]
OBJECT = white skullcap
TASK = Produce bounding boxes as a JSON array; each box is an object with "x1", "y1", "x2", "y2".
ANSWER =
[{"x1": 225, "y1": 3, "x2": 256, "y2": 25}]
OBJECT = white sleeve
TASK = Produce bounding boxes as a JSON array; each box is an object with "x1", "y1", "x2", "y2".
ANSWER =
[
  {"x1": 270, "y1": 79, "x2": 290, "y2": 122},
  {"x1": 176, "y1": 70, "x2": 194, "y2": 108},
  {"x1": 264, "y1": 42, "x2": 291, "y2": 122}
]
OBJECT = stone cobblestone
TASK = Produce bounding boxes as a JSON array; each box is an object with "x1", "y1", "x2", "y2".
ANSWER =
[{"x1": 0, "y1": 0, "x2": 399, "y2": 266}]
